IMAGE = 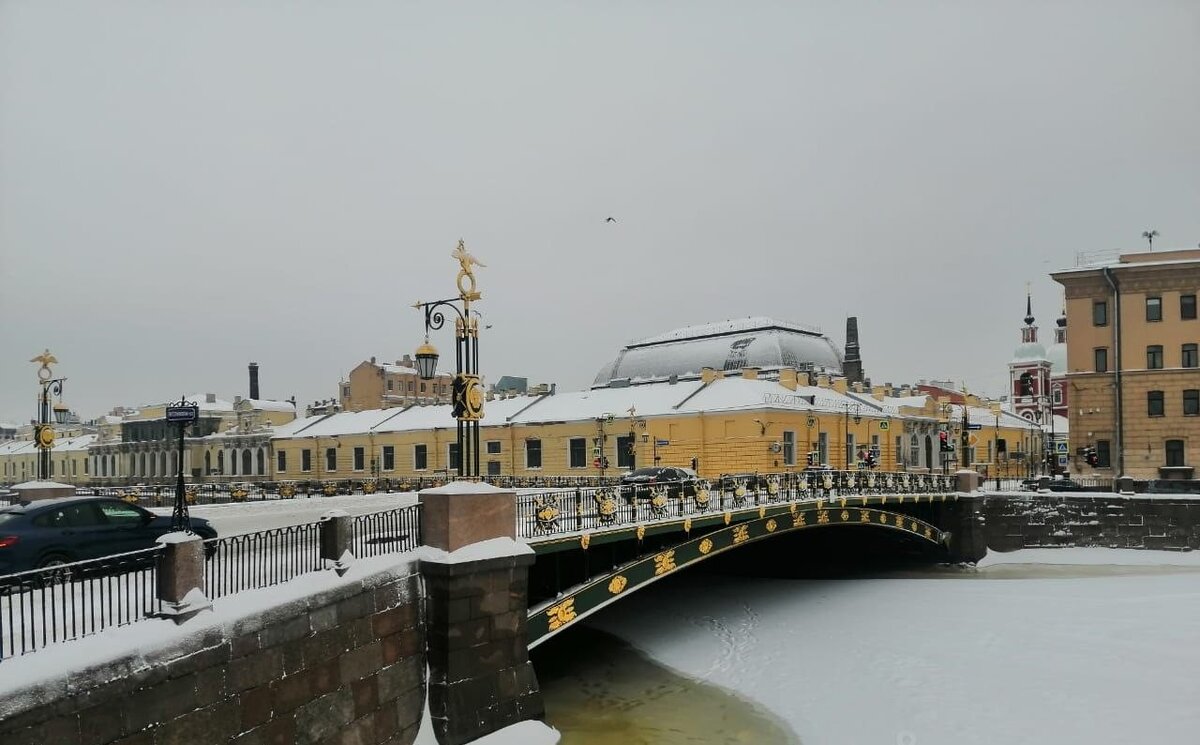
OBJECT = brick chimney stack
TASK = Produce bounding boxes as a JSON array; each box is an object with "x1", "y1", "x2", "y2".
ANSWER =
[{"x1": 249, "y1": 362, "x2": 260, "y2": 400}]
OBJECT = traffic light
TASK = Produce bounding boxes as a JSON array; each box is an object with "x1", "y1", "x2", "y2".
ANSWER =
[
  {"x1": 939, "y1": 430, "x2": 953, "y2": 452},
  {"x1": 1018, "y1": 372, "x2": 1034, "y2": 397}
]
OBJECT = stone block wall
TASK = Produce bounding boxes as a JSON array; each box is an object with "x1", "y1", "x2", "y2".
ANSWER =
[
  {"x1": 0, "y1": 565, "x2": 425, "y2": 745},
  {"x1": 984, "y1": 495, "x2": 1200, "y2": 552}
]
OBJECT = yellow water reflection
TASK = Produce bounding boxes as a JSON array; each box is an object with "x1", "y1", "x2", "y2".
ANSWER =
[{"x1": 534, "y1": 626, "x2": 799, "y2": 745}]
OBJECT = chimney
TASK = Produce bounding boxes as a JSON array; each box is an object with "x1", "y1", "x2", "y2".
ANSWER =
[
  {"x1": 843, "y1": 317, "x2": 864, "y2": 384},
  {"x1": 206, "y1": 393, "x2": 216, "y2": 404},
  {"x1": 871, "y1": 385, "x2": 887, "y2": 401},
  {"x1": 402, "y1": 354, "x2": 414, "y2": 367},
  {"x1": 779, "y1": 368, "x2": 797, "y2": 391},
  {"x1": 249, "y1": 362, "x2": 260, "y2": 400},
  {"x1": 741, "y1": 367, "x2": 760, "y2": 380},
  {"x1": 851, "y1": 382, "x2": 864, "y2": 393},
  {"x1": 816, "y1": 374, "x2": 830, "y2": 388},
  {"x1": 701, "y1": 367, "x2": 719, "y2": 383},
  {"x1": 832, "y1": 377, "x2": 849, "y2": 394}
]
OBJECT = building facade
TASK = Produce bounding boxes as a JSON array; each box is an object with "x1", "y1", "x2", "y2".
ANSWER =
[
  {"x1": 339, "y1": 355, "x2": 454, "y2": 411},
  {"x1": 1053, "y1": 248, "x2": 1200, "y2": 479}
]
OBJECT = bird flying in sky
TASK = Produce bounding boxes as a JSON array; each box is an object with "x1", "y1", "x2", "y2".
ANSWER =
[{"x1": 605, "y1": 216, "x2": 616, "y2": 223}]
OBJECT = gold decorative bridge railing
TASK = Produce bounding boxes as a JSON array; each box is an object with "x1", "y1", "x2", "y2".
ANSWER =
[{"x1": 518, "y1": 470, "x2": 962, "y2": 646}]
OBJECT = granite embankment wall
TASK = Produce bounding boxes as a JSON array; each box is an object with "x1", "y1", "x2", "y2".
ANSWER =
[
  {"x1": 985, "y1": 495, "x2": 1200, "y2": 552},
  {"x1": 0, "y1": 564, "x2": 425, "y2": 745}
]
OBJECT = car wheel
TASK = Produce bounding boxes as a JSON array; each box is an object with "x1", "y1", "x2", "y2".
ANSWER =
[{"x1": 37, "y1": 553, "x2": 75, "y2": 585}]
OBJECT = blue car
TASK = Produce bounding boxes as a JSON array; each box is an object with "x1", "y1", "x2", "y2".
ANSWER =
[{"x1": 0, "y1": 496, "x2": 217, "y2": 576}]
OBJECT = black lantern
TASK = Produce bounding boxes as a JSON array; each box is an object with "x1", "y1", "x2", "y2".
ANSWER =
[
  {"x1": 52, "y1": 403, "x2": 70, "y2": 425},
  {"x1": 414, "y1": 340, "x2": 440, "y2": 381}
]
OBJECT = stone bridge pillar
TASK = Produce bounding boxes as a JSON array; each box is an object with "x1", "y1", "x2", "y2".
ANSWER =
[
  {"x1": 943, "y1": 470, "x2": 988, "y2": 564},
  {"x1": 418, "y1": 482, "x2": 544, "y2": 745}
]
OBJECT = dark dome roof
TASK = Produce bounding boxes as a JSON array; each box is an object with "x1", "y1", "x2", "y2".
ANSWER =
[{"x1": 593, "y1": 317, "x2": 843, "y2": 388}]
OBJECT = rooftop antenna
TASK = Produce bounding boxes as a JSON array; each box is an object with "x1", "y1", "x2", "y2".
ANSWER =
[{"x1": 1142, "y1": 229, "x2": 1159, "y2": 251}]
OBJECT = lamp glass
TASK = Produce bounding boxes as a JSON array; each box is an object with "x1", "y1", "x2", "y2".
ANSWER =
[
  {"x1": 53, "y1": 404, "x2": 69, "y2": 425},
  {"x1": 414, "y1": 343, "x2": 439, "y2": 380}
]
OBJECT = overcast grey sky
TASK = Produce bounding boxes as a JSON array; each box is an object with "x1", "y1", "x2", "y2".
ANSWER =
[{"x1": 2, "y1": 1, "x2": 1198, "y2": 422}]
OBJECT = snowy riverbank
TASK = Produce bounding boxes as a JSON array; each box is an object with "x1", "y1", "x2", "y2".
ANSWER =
[{"x1": 588, "y1": 549, "x2": 1200, "y2": 745}]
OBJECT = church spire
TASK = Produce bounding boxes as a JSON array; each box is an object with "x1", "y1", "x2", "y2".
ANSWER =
[{"x1": 1021, "y1": 286, "x2": 1039, "y2": 344}]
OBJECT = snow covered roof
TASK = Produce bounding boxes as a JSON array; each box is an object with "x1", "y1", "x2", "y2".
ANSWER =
[
  {"x1": 0, "y1": 434, "x2": 96, "y2": 455},
  {"x1": 241, "y1": 399, "x2": 296, "y2": 413},
  {"x1": 594, "y1": 317, "x2": 843, "y2": 388}
]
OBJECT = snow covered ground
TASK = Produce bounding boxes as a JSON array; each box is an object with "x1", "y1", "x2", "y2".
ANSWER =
[
  {"x1": 588, "y1": 549, "x2": 1200, "y2": 745},
  {"x1": 149, "y1": 490, "x2": 421, "y2": 536}
]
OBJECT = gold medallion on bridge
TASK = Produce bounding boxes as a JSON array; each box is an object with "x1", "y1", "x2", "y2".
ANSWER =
[
  {"x1": 838, "y1": 497, "x2": 847, "y2": 509},
  {"x1": 580, "y1": 532, "x2": 591, "y2": 550},
  {"x1": 699, "y1": 537, "x2": 714, "y2": 555},
  {"x1": 724, "y1": 511, "x2": 732, "y2": 525},
  {"x1": 636, "y1": 525, "x2": 646, "y2": 541},
  {"x1": 608, "y1": 575, "x2": 628, "y2": 594},
  {"x1": 789, "y1": 502, "x2": 798, "y2": 516},
  {"x1": 860, "y1": 510, "x2": 870, "y2": 523},
  {"x1": 683, "y1": 517, "x2": 692, "y2": 534},
  {"x1": 910, "y1": 521, "x2": 919, "y2": 532},
  {"x1": 840, "y1": 510, "x2": 850, "y2": 522},
  {"x1": 654, "y1": 550, "x2": 676, "y2": 575},
  {"x1": 765, "y1": 518, "x2": 777, "y2": 533},
  {"x1": 758, "y1": 506, "x2": 766, "y2": 519},
  {"x1": 733, "y1": 525, "x2": 750, "y2": 544},
  {"x1": 879, "y1": 513, "x2": 888, "y2": 524},
  {"x1": 817, "y1": 510, "x2": 829, "y2": 524},
  {"x1": 547, "y1": 598, "x2": 576, "y2": 631},
  {"x1": 924, "y1": 527, "x2": 933, "y2": 540},
  {"x1": 895, "y1": 514, "x2": 905, "y2": 527},
  {"x1": 793, "y1": 511, "x2": 806, "y2": 527},
  {"x1": 860, "y1": 496, "x2": 868, "y2": 507}
]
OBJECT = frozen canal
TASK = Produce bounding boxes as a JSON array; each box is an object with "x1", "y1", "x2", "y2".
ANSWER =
[{"x1": 541, "y1": 549, "x2": 1200, "y2": 744}]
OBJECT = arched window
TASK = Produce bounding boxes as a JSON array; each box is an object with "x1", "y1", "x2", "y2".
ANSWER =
[
  {"x1": 111, "y1": 455, "x2": 117, "y2": 477},
  {"x1": 256, "y1": 448, "x2": 265, "y2": 475},
  {"x1": 169, "y1": 451, "x2": 176, "y2": 475},
  {"x1": 141, "y1": 453, "x2": 148, "y2": 477},
  {"x1": 205, "y1": 451, "x2": 212, "y2": 475},
  {"x1": 161, "y1": 451, "x2": 168, "y2": 477},
  {"x1": 231, "y1": 450, "x2": 239, "y2": 475},
  {"x1": 242, "y1": 449, "x2": 252, "y2": 476},
  {"x1": 217, "y1": 450, "x2": 224, "y2": 474}
]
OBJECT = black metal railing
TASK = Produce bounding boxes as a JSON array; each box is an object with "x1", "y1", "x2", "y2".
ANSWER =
[
  {"x1": 0, "y1": 546, "x2": 162, "y2": 658},
  {"x1": 352, "y1": 505, "x2": 421, "y2": 558},
  {"x1": 515, "y1": 470, "x2": 958, "y2": 539},
  {"x1": 202, "y1": 522, "x2": 324, "y2": 600}
]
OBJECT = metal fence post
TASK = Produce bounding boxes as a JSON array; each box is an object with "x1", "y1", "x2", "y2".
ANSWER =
[{"x1": 320, "y1": 509, "x2": 353, "y2": 575}]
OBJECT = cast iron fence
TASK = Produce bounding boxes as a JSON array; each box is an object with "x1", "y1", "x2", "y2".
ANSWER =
[
  {"x1": 352, "y1": 505, "x2": 421, "y2": 558},
  {"x1": 202, "y1": 521, "x2": 324, "y2": 600},
  {"x1": 516, "y1": 470, "x2": 958, "y2": 540},
  {"x1": 0, "y1": 546, "x2": 162, "y2": 659}
]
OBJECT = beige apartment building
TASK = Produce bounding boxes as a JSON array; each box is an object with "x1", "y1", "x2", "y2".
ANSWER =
[
  {"x1": 339, "y1": 355, "x2": 454, "y2": 411},
  {"x1": 1053, "y1": 248, "x2": 1200, "y2": 479}
]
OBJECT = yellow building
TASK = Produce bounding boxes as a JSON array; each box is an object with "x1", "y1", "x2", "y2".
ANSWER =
[
  {"x1": 272, "y1": 367, "x2": 1039, "y2": 482},
  {"x1": 0, "y1": 434, "x2": 96, "y2": 486},
  {"x1": 1053, "y1": 248, "x2": 1200, "y2": 479},
  {"x1": 339, "y1": 355, "x2": 454, "y2": 412}
]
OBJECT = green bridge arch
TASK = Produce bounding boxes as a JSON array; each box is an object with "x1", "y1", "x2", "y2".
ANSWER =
[{"x1": 527, "y1": 505, "x2": 948, "y2": 647}]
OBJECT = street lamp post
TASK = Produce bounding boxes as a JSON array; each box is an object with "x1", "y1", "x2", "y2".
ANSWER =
[
  {"x1": 30, "y1": 350, "x2": 68, "y2": 482},
  {"x1": 841, "y1": 403, "x2": 862, "y2": 470},
  {"x1": 413, "y1": 240, "x2": 486, "y2": 478},
  {"x1": 165, "y1": 396, "x2": 199, "y2": 532}
]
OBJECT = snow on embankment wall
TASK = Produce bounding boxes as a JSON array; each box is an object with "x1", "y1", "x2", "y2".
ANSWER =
[
  {"x1": 985, "y1": 494, "x2": 1200, "y2": 552},
  {"x1": 0, "y1": 558, "x2": 426, "y2": 744}
]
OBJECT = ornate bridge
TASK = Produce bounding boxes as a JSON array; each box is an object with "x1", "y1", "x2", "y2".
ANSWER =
[{"x1": 515, "y1": 471, "x2": 982, "y2": 647}]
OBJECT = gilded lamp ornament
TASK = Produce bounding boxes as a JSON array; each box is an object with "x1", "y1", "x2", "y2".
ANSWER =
[
  {"x1": 31, "y1": 349, "x2": 68, "y2": 481},
  {"x1": 413, "y1": 240, "x2": 487, "y2": 476}
]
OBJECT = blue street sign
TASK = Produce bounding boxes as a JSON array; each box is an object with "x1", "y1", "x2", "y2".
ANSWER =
[
  {"x1": 165, "y1": 405, "x2": 198, "y2": 423},
  {"x1": 655, "y1": 439, "x2": 670, "y2": 446},
  {"x1": 967, "y1": 423, "x2": 983, "y2": 430}
]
